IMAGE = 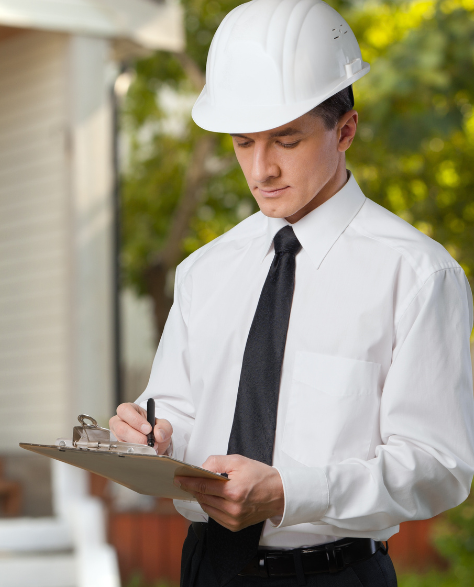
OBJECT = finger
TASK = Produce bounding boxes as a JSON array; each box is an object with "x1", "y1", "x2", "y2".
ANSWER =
[
  {"x1": 197, "y1": 500, "x2": 228, "y2": 523},
  {"x1": 109, "y1": 415, "x2": 120, "y2": 435},
  {"x1": 116, "y1": 402, "x2": 151, "y2": 435},
  {"x1": 194, "y1": 493, "x2": 241, "y2": 519},
  {"x1": 202, "y1": 454, "x2": 242, "y2": 474},
  {"x1": 174, "y1": 476, "x2": 228, "y2": 498},
  {"x1": 199, "y1": 502, "x2": 247, "y2": 532},
  {"x1": 112, "y1": 418, "x2": 148, "y2": 445},
  {"x1": 154, "y1": 419, "x2": 173, "y2": 444},
  {"x1": 110, "y1": 414, "x2": 134, "y2": 439}
]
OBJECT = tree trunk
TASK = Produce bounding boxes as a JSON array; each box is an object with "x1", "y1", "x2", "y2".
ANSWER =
[{"x1": 145, "y1": 133, "x2": 218, "y2": 342}]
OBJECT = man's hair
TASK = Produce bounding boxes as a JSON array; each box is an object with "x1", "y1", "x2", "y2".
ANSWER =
[{"x1": 309, "y1": 85, "x2": 354, "y2": 130}]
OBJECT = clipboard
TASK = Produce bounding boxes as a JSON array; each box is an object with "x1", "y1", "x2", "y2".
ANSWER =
[{"x1": 20, "y1": 415, "x2": 227, "y2": 501}]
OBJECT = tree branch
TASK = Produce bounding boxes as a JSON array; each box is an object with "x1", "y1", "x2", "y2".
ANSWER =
[
  {"x1": 145, "y1": 53, "x2": 215, "y2": 337},
  {"x1": 146, "y1": 132, "x2": 218, "y2": 337},
  {"x1": 161, "y1": 133, "x2": 217, "y2": 269}
]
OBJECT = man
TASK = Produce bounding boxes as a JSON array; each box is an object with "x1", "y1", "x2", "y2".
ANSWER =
[{"x1": 110, "y1": 1, "x2": 474, "y2": 586}]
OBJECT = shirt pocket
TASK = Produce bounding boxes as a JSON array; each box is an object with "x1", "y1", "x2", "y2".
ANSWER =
[{"x1": 281, "y1": 351, "x2": 381, "y2": 467}]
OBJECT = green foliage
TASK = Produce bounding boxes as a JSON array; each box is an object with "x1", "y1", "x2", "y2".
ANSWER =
[
  {"x1": 349, "y1": 0, "x2": 474, "y2": 281},
  {"x1": 398, "y1": 484, "x2": 474, "y2": 586},
  {"x1": 122, "y1": 0, "x2": 474, "y2": 295}
]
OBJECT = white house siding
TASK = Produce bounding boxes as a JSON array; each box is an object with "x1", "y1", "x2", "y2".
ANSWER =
[
  {"x1": 0, "y1": 30, "x2": 116, "y2": 454},
  {"x1": 0, "y1": 30, "x2": 71, "y2": 450},
  {"x1": 66, "y1": 35, "x2": 116, "y2": 428}
]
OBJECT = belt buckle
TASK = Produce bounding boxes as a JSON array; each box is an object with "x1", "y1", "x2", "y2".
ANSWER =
[{"x1": 325, "y1": 545, "x2": 345, "y2": 573}]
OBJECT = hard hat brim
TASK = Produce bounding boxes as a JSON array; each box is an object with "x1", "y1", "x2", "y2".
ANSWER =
[{"x1": 192, "y1": 64, "x2": 369, "y2": 134}]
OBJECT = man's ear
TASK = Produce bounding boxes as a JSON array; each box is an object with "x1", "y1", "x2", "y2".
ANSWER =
[{"x1": 337, "y1": 110, "x2": 358, "y2": 152}]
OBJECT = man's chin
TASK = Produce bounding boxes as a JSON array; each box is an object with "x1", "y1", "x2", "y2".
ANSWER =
[{"x1": 259, "y1": 204, "x2": 298, "y2": 219}]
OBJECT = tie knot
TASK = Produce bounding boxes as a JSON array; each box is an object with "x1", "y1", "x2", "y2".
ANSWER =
[{"x1": 273, "y1": 226, "x2": 301, "y2": 255}]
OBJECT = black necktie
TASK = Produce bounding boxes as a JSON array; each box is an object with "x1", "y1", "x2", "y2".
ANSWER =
[{"x1": 207, "y1": 225, "x2": 302, "y2": 586}]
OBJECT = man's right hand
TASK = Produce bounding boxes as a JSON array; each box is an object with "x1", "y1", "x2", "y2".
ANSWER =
[{"x1": 109, "y1": 402, "x2": 173, "y2": 455}]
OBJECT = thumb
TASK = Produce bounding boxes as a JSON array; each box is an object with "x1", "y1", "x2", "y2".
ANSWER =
[{"x1": 202, "y1": 454, "x2": 239, "y2": 474}]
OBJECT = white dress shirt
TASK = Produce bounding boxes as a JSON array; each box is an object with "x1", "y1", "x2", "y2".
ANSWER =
[{"x1": 136, "y1": 171, "x2": 474, "y2": 548}]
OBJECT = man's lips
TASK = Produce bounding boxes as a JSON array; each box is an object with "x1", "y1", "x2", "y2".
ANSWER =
[{"x1": 256, "y1": 186, "x2": 290, "y2": 197}]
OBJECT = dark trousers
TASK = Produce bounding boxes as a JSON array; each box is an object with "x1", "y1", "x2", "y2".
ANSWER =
[{"x1": 181, "y1": 525, "x2": 398, "y2": 587}]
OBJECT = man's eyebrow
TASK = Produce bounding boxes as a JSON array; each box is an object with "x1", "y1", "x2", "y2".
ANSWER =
[
  {"x1": 230, "y1": 128, "x2": 303, "y2": 139},
  {"x1": 268, "y1": 128, "x2": 303, "y2": 138}
]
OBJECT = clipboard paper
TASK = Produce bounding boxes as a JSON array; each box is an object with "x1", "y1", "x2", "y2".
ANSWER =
[{"x1": 20, "y1": 443, "x2": 227, "y2": 501}]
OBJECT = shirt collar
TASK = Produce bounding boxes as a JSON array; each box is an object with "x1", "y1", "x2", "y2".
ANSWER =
[{"x1": 262, "y1": 171, "x2": 366, "y2": 268}]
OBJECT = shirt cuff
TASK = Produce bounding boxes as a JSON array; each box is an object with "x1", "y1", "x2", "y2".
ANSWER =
[
  {"x1": 167, "y1": 430, "x2": 188, "y2": 461},
  {"x1": 270, "y1": 466, "x2": 329, "y2": 528}
]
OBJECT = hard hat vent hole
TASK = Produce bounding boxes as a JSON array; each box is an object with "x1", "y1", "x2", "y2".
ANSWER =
[{"x1": 332, "y1": 25, "x2": 348, "y2": 40}]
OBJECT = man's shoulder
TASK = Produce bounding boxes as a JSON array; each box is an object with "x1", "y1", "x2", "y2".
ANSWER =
[
  {"x1": 351, "y1": 197, "x2": 460, "y2": 282},
  {"x1": 176, "y1": 211, "x2": 266, "y2": 282}
]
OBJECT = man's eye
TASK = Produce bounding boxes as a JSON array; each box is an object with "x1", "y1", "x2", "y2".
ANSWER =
[
  {"x1": 236, "y1": 142, "x2": 252, "y2": 148},
  {"x1": 279, "y1": 141, "x2": 300, "y2": 149}
]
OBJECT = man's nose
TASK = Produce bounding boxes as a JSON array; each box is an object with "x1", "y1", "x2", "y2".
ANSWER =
[{"x1": 251, "y1": 144, "x2": 280, "y2": 184}]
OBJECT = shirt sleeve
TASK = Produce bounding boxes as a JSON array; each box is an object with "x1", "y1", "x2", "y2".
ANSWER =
[
  {"x1": 274, "y1": 267, "x2": 474, "y2": 530},
  {"x1": 135, "y1": 263, "x2": 194, "y2": 461}
]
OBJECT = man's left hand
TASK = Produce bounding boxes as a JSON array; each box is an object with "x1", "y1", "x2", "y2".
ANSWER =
[{"x1": 174, "y1": 455, "x2": 284, "y2": 532}]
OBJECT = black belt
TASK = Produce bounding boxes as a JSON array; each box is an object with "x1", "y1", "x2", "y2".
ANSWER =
[{"x1": 191, "y1": 523, "x2": 387, "y2": 579}]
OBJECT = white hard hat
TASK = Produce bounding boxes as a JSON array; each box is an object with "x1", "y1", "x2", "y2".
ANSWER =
[{"x1": 192, "y1": 0, "x2": 369, "y2": 134}]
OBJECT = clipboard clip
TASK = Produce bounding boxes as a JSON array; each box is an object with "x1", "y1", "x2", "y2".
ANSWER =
[
  {"x1": 73, "y1": 415, "x2": 111, "y2": 449},
  {"x1": 55, "y1": 414, "x2": 156, "y2": 455}
]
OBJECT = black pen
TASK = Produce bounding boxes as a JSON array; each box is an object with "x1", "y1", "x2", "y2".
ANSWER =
[{"x1": 146, "y1": 397, "x2": 155, "y2": 447}]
